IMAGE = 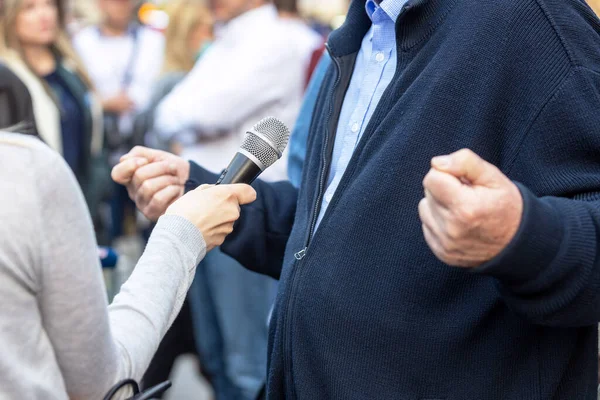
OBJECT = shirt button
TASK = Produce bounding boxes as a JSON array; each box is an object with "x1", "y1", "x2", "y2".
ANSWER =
[
  {"x1": 351, "y1": 123, "x2": 359, "y2": 133},
  {"x1": 375, "y1": 52, "x2": 385, "y2": 62}
]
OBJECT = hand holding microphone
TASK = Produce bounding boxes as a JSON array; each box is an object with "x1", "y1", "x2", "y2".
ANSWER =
[
  {"x1": 112, "y1": 117, "x2": 291, "y2": 222},
  {"x1": 419, "y1": 149, "x2": 523, "y2": 268},
  {"x1": 112, "y1": 153, "x2": 257, "y2": 250},
  {"x1": 167, "y1": 184, "x2": 257, "y2": 251}
]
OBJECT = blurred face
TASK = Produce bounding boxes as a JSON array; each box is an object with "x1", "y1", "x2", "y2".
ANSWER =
[
  {"x1": 209, "y1": 0, "x2": 259, "y2": 23},
  {"x1": 99, "y1": 0, "x2": 135, "y2": 30},
  {"x1": 15, "y1": 0, "x2": 59, "y2": 47}
]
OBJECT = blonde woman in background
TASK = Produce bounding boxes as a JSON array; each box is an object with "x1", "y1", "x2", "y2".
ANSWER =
[
  {"x1": 134, "y1": 0, "x2": 214, "y2": 154},
  {"x1": 0, "y1": 0, "x2": 107, "y2": 217}
]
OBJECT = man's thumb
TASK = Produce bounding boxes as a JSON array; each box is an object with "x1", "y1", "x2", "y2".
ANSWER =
[{"x1": 431, "y1": 149, "x2": 499, "y2": 186}]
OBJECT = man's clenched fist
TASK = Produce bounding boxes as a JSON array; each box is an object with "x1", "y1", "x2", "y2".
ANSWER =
[
  {"x1": 111, "y1": 146, "x2": 191, "y2": 221},
  {"x1": 418, "y1": 149, "x2": 523, "y2": 268}
]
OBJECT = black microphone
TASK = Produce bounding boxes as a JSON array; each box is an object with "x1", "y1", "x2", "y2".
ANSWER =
[{"x1": 216, "y1": 117, "x2": 290, "y2": 185}]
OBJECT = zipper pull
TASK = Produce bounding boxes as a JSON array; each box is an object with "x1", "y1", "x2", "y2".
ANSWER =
[{"x1": 294, "y1": 248, "x2": 307, "y2": 260}]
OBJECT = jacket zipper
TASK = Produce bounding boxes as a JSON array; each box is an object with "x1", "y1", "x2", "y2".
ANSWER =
[
  {"x1": 283, "y1": 44, "x2": 342, "y2": 399},
  {"x1": 294, "y1": 45, "x2": 342, "y2": 259}
]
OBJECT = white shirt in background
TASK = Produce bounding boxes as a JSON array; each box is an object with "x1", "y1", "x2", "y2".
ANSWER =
[
  {"x1": 73, "y1": 25, "x2": 165, "y2": 134},
  {"x1": 154, "y1": 5, "x2": 306, "y2": 182},
  {"x1": 279, "y1": 17, "x2": 324, "y2": 79}
]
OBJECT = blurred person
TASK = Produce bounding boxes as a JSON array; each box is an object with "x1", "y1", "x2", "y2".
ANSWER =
[
  {"x1": 134, "y1": 0, "x2": 215, "y2": 393},
  {"x1": 0, "y1": 64, "x2": 37, "y2": 135},
  {"x1": 0, "y1": 131, "x2": 256, "y2": 399},
  {"x1": 154, "y1": 0, "x2": 304, "y2": 182},
  {"x1": 74, "y1": 0, "x2": 165, "y2": 241},
  {"x1": 0, "y1": 0, "x2": 106, "y2": 219},
  {"x1": 274, "y1": 0, "x2": 324, "y2": 86},
  {"x1": 287, "y1": 52, "x2": 330, "y2": 188},
  {"x1": 64, "y1": 0, "x2": 101, "y2": 36},
  {"x1": 74, "y1": 0, "x2": 163, "y2": 136},
  {"x1": 116, "y1": 0, "x2": 600, "y2": 398},
  {"x1": 151, "y1": 1, "x2": 306, "y2": 399},
  {"x1": 134, "y1": 0, "x2": 214, "y2": 155}
]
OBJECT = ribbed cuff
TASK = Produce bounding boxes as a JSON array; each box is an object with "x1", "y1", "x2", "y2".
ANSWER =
[
  {"x1": 472, "y1": 182, "x2": 564, "y2": 284},
  {"x1": 154, "y1": 214, "x2": 207, "y2": 265}
]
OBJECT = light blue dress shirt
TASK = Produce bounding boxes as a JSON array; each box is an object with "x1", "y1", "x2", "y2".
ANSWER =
[{"x1": 315, "y1": 0, "x2": 406, "y2": 230}]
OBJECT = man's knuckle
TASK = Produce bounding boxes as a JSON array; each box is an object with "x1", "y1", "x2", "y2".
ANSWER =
[
  {"x1": 457, "y1": 148, "x2": 474, "y2": 158},
  {"x1": 445, "y1": 223, "x2": 463, "y2": 241},
  {"x1": 418, "y1": 199, "x2": 428, "y2": 219},
  {"x1": 456, "y1": 206, "x2": 477, "y2": 224},
  {"x1": 155, "y1": 189, "x2": 169, "y2": 204},
  {"x1": 439, "y1": 235, "x2": 457, "y2": 254},
  {"x1": 140, "y1": 180, "x2": 153, "y2": 193},
  {"x1": 423, "y1": 170, "x2": 434, "y2": 187},
  {"x1": 134, "y1": 190, "x2": 144, "y2": 205}
]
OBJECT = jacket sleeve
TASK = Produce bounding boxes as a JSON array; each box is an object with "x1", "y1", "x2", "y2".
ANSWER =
[
  {"x1": 475, "y1": 67, "x2": 600, "y2": 327},
  {"x1": 187, "y1": 161, "x2": 298, "y2": 280}
]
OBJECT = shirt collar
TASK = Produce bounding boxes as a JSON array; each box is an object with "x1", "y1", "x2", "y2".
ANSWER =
[{"x1": 365, "y1": 0, "x2": 407, "y2": 23}]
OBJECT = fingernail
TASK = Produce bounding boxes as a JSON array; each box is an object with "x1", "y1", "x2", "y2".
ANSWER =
[
  {"x1": 432, "y1": 156, "x2": 451, "y2": 169},
  {"x1": 169, "y1": 164, "x2": 177, "y2": 173},
  {"x1": 136, "y1": 159, "x2": 148, "y2": 166}
]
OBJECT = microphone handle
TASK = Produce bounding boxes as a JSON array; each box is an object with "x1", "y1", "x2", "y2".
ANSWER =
[{"x1": 216, "y1": 152, "x2": 263, "y2": 185}]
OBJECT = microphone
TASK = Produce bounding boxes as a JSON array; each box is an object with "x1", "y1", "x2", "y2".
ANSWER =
[{"x1": 216, "y1": 117, "x2": 290, "y2": 185}]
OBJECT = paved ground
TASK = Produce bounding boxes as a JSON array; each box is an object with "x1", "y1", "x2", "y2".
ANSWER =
[{"x1": 165, "y1": 356, "x2": 212, "y2": 400}]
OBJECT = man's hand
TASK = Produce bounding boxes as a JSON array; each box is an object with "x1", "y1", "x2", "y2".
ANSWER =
[
  {"x1": 167, "y1": 184, "x2": 257, "y2": 251},
  {"x1": 418, "y1": 149, "x2": 523, "y2": 268},
  {"x1": 111, "y1": 146, "x2": 191, "y2": 221}
]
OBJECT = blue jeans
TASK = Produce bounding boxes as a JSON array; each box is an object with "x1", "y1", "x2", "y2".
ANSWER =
[{"x1": 188, "y1": 247, "x2": 276, "y2": 400}]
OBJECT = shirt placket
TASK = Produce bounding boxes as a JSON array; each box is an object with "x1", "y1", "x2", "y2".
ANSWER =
[{"x1": 323, "y1": 11, "x2": 392, "y2": 205}]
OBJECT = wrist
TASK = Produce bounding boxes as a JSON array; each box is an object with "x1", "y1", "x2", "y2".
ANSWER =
[{"x1": 472, "y1": 182, "x2": 563, "y2": 283}]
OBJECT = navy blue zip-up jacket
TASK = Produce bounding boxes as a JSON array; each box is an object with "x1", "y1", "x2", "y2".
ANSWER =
[{"x1": 188, "y1": 0, "x2": 600, "y2": 398}]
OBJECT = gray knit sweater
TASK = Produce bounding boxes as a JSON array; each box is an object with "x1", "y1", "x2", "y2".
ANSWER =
[{"x1": 0, "y1": 133, "x2": 205, "y2": 399}]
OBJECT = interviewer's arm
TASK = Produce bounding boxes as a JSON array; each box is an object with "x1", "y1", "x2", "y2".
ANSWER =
[
  {"x1": 37, "y1": 150, "x2": 256, "y2": 399},
  {"x1": 187, "y1": 161, "x2": 298, "y2": 279},
  {"x1": 37, "y1": 151, "x2": 205, "y2": 399}
]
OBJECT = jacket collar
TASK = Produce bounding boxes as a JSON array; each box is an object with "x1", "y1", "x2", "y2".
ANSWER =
[{"x1": 327, "y1": 0, "x2": 459, "y2": 56}]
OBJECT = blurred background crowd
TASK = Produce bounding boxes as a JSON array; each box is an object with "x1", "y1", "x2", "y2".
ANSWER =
[
  {"x1": 0, "y1": 0, "x2": 351, "y2": 398},
  {"x1": 1, "y1": 0, "x2": 600, "y2": 398}
]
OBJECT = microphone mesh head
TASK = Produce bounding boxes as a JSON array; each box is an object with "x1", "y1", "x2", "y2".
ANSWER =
[{"x1": 240, "y1": 117, "x2": 290, "y2": 170}]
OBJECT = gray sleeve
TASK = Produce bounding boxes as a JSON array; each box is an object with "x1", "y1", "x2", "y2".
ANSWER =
[{"x1": 36, "y1": 150, "x2": 205, "y2": 399}]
